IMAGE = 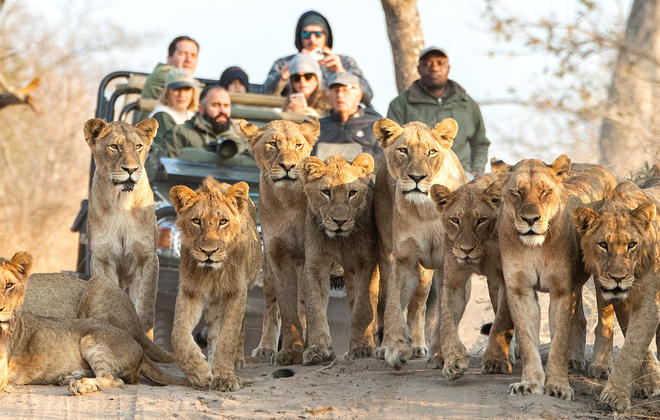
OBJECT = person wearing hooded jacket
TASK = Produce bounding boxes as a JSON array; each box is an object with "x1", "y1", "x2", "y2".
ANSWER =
[{"x1": 262, "y1": 10, "x2": 374, "y2": 106}]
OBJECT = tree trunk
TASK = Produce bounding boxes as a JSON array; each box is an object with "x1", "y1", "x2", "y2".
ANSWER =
[
  {"x1": 599, "y1": 0, "x2": 660, "y2": 176},
  {"x1": 380, "y1": 0, "x2": 424, "y2": 93}
]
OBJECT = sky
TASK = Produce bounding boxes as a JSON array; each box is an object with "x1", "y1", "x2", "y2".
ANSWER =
[{"x1": 25, "y1": 0, "x2": 632, "y2": 166}]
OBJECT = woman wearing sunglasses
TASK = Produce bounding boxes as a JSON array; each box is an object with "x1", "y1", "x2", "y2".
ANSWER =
[{"x1": 283, "y1": 54, "x2": 330, "y2": 118}]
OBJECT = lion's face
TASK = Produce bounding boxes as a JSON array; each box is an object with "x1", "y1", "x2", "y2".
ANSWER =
[
  {"x1": 84, "y1": 118, "x2": 158, "y2": 192},
  {"x1": 431, "y1": 174, "x2": 502, "y2": 265},
  {"x1": 300, "y1": 153, "x2": 374, "y2": 238},
  {"x1": 574, "y1": 198, "x2": 657, "y2": 301},
  {"x1": 496, "y1": 155, "x2": 571, "y2": 246},
  {"x1": 240, "y1": 119, "x2": 319, "y2": 188},
  {"x1": 171, "y1": 177, "x2": 250, "y2": 269},
  {"x1": 373, "y1": 118, "x2": 463, "y2": 204},
  {"x1": 0, "y1": 252, "x2": 32, "y2": 326}
]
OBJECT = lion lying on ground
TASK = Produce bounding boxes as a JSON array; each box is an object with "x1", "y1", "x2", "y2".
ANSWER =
[
  {"x1": 574, "y1": 181, "x2": 660, "y2": 411},
  {"x1": 170, "y1": 177, "x2": 262, "y2": 391},
  {"x1": 372, "y1": 118, "x2": 467, "y2": 369},
  {"x1": 495, "y1": 155, "x2": 617, "y2": 400},
  {"x1": 299, "y1": 153, "x2": 379, "y2": 364},
  {"x1": 0, "y1": 252, "x2": 186, "y2": 396},
  {"x1": 239, "y1": 119, "x2": 320, "y2": 366},
  {"x1": 21, "y1": 272, "x2": 174, "y2": 363},
  {"x1": 430, "y1": 172, "x2": 514, "y2": 380},
  {"x1": 84, "y1": 118, "x2": 160, "y2": 339}
]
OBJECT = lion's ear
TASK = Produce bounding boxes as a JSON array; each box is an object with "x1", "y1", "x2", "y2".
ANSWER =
[
  {"x1": 432, "y1": 118, "x2": 458, "y2": 149},
  {"x1": 170, "y1": 185, "x2": 197, "y2": 214},
  {"x1": 298, "y1": 117, "x2": 320, "y2": 146},
  {"x1": 551, "y1": 154, "x2": 571, "y2": 180},
  {"x1": 83, "y1": 118, "x2": 110, "y2": 148},
  {"x1": 300, "y1": 156, "x2": 325, "y2": 182},
  {"x1": 490, "y1": 158, "x2": 510, "y2": 175},
  {"x1": 352, "y1": 153, "x2": 374, "y2": 175},
  {"x1": 136, "y1": 118, "x2": 159, "y2": 145},
  {"x1": 226, "y1": 181, "x2": 250, "y2": 213},
  {"x1": 239, "y1": 120, "x2": 262, "y2": 148},
  {"x1": 9, "y1": 251, "x2": 32, "y2": 278},
  {"x1": 483, "y1": 181, "x2": 503, "y2": 208},
  {"x1": 631, "y1": 201, "x2": 656, "y2": 232},
  {"x1": 573, "y1": 207, "x2": 600, "y2": 236},
  {"x1": 430, "y1": 184, "x2": 456, "y2": 213},
  {"x1": 373, "y1": 118, "x2": 403, "y2": 149}
]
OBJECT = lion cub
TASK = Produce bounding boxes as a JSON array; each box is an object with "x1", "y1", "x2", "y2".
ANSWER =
[
  {"x1": 0, "y1": 252, "x2": 186, "y2": 396},
  {"x1": 299, "y1": 154, "x2": 379, "y2": 364},
  {"x1": 84, "y1": 118, "x2": 160, "y2": 338},
  {"x1": 170, "y1": 177, "x2": 262, "y2": 391}
]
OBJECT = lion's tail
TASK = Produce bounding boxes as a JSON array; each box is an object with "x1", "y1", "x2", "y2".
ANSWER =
[
  {"x1": 135, "y1": 333, "x2": 177, "y2": 364},
  {"x1": 140, "y1": 358, "x2": 189, "y2": 386}
]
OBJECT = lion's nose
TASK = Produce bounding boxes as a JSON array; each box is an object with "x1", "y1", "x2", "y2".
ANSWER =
[
  {"x1": 279, "y1": 162, "x2": 295, "y2": 172},
  {"x1": 521, "y1": 215, "x2": 540, "y2": 226},
  {"x1": 460, "y1": 245, "x2": 475, "y2": 255},
  {"x1": 332, "y1": 218, "x2": 347, "y2": 228},
  {"x1": 122, "y1": 166, "x2": 139, "y2": 175},
  {"x1": 608, "y1": 273, "x2": 626, "y2": 283},
  {"x1": 200, "y1": 247, "x2": 218, "y2": 257},
  {"x1": 408, "y1": 174, "x2": 427, "y2": 183}
]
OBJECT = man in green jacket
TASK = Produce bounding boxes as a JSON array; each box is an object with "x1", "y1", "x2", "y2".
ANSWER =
[{"x1": 387, "y1": 46, "x2": 490, "y2": 177}]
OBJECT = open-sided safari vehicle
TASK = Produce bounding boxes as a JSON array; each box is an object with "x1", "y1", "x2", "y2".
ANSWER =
[{"x1": 71, "y1": 70, "x2": 303, "y2": 348}]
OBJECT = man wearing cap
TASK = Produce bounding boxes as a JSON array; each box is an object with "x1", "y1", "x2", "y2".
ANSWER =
[
  {"x1": 166, "y1": 86, "x2": 255, "y2": 167},
  {"x1": 313, "y1": 72, "x2": 382, "y2": 160},
  {"x1": 387, "y1": 47, "x2": 490, "y2": 177},
  {"x1": 219, "y1": 66, "x2": 250, "y2": 94},
  {"x1": 262, "y1": 10, "x2": 373, "y2": 106},
  {"x1": 134, "y1": 35, "x2": 199, "y2": 123}
]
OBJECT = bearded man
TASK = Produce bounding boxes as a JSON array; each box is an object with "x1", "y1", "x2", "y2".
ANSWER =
[
  {"x1": 167, "y1": 86, "x2": 255, "y2": 167},
  {"x1": 387, "y1": 47, "x2": 490, "y2": 178}
]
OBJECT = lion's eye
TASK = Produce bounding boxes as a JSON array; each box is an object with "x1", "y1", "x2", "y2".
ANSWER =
[
  {"x1": 541, "y1": 189, "x2": 552, "y2": 198},
  {"x1": 598, "y1": 241, "x2": 608, "y2": 251},
  {"x1": 428, "y1": 149, "x2": 438, "y2": 157},
  {"x1": 449, "y1": 217, "x2": 460, "y2": 225},
  {"x1": 477, "y1": 217, "x2": 488, "y2": 226},
  {"x1": 266, "y1": 142, "x2": 278, "y2": 150},
  {"x1": 136, "y1": 144, "x2": 143, "y2": 151},
  {"x1": 295, "y1": 143, "x2": 303, "y2": 150},
  {"x1": 348, "y1": 190, "x2": 357, "y2": 198},
  {"x1": 322, "y1": 189, "x2": 331, "y2": 197},
  {"x1": 509, "y1": 189, "x2": 521, "y2": 198},
  {"x1": 628, "y1": 241, "x2": 637, "y2": 251},
  {"x1": 219, "y1": 219, "x2": 228, "y2": 226},
  {"x1": 5, "y1": 282, "x2": 14, "y2": 291},
  {"x1": 108, "y1": 144, "x2": 119, "y2": 151},
  {"x1": 397, "y1": 147, "x2": 408, "y2": 155},
  {"x1": 192, "y1": 218, "x2": 201, "y2": 226}
]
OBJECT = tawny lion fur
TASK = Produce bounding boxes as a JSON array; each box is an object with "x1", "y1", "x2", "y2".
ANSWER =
[
  {"x1": 0, "y1": 252, "x2": 186, "y2": 396},
  {"x1": 495, "y1": 156, "x2": 617, "y2": 401},
  {"x1": 84, "y1": 118, "x2": 160, "y2": 339},
  {"x1": 574, "y1": 181, "x2": 660, "y2": 412},
  {"x1": 372, "y1": 118, "x2": 467, "y2": 369},
  {"x1": 170, "y1": 177, "x2": 261, "y2": 391},
  {"x1": 299, "y1": 153, "x2": 380, "y2": 364},
  {"x1": 239, "y1": 118, "x2": 320, "y2": 366}
]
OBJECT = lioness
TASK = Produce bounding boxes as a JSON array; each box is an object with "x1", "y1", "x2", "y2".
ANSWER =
[
  {"x1": 372, "y1": 118, "x2": 467, "y2": 369},
  {"x1": 496, "y1": 155, "x2": 616, "y2": 400},
  {"x1": 170, "y1": 177, "x2": 262, "y2": 391},
  {"x1": 0, "y1": 252, "x2": 186, "y2": 395},
  {"x1": 240, "y1": 118, "x2": 320, "y2": 365},
  {"x1": 430, "y1": 173, "x2": 514, "y2": 379},
  {"x1": 84, "y1": 118, "x2": 160, "y2": 338},
  {"x1": 574, "y1": 181, "x2": 660, "y2": 411},
  {"x1": 299, "y1": 153, "x2": 379, "y2": 364}
]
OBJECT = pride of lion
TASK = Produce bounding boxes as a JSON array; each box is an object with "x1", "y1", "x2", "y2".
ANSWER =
[{"x1": 2, "y1": 116, "x2": 659, "y2": 413}]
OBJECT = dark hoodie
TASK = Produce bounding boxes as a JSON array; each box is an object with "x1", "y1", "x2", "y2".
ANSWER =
[{"x1": 262, "y1": 10, "x2": 373, "y2": 106}]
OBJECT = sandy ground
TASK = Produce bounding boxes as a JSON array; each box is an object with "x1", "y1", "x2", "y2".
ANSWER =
[{"x1": 1, "y1": 274, "x2": 658, "y2": 419}]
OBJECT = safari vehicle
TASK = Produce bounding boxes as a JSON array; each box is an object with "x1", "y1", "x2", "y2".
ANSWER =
[{"x1": 71, "y1": 70, "x2": 304, "y2": 349}]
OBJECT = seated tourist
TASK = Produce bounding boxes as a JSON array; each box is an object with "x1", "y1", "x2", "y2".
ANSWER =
[
  {"x1": 219, "y1": 66, "x2": 250, "y2": 94},
  {"x1": 282, "y1": 54, "x2": 330, "y2": 118}
]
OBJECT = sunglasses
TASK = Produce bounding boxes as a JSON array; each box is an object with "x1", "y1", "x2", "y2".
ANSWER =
[
  {"x1": 301, "y1": 30, "x2": 325, "y2": 39},
  {"x1": 291, "y1": 73, "x2": 316, "y2": 83}
]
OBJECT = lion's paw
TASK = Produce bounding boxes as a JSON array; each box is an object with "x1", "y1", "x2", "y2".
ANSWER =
[
  {"x1": 568, "y1": 358, "x2": 587, "y2": 372},
  {"x1": 251, "y1": 347, "x2": 276, "y2": 364},
  {"x1": 544, "y1": 381, "x2": 574, "y2": 401},
  {"x1": 384, "y1": 339, "x2": 412, "y2": 370},
  {"x1": 412, "y1": 345, "x2": 428, "y2": 359},
  {"x1": 631, "y1": 372, "x2": 660, "y2": 399},
  {"x1": 303, "y1": 345, "x2": 336, "y2": 365},
  {"x1": 69, "y1": 379, "x2": 99, "y2": 396},
  {"x1": 186, "y1": 369, "x2": 213, "y2": 389},
  {"x1": 375, "y1": 347, "x2": 386, "y2": 360},
  {"x1": 275, "y1": 348, "x2": 303, "y2": 366},
  {"x1": 345, "y1": 346, "x2": 374, "y2": 360},
  {"x1": 211, "y1": 375, "x2": 241, "y2": 392},
  {"x1": 508, "y1": 380, "x2": 542, "y2": 396},
  {"x1": 600, "y1": 384, "x2": 630, "y2": 412},
  {"x1": 427, "y1": 354, "x2": 444, "y2": 370},
  {"x1": 442, "y1": 355, "x2": 469, "y2": 381},
  {"x1": 587, "y1": 362, "x2": 611, "y2": 379},
  {"x1": 482, "y1": 358, "x2": 512, "y2": 375},
  {"x1": 0, "y1": 384, "x2": 13, "y2": 394}
]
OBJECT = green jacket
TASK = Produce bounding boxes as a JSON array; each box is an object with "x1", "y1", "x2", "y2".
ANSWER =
[
  {"x1": 133, "y1": 63, "x2": 174, "y2": 123},
  {"x1": 387, "y1": 79, "x2": 490, "y2": 173},
  {"x1": 167, "y1": 114, "x2": 256, "y2": 167}
]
